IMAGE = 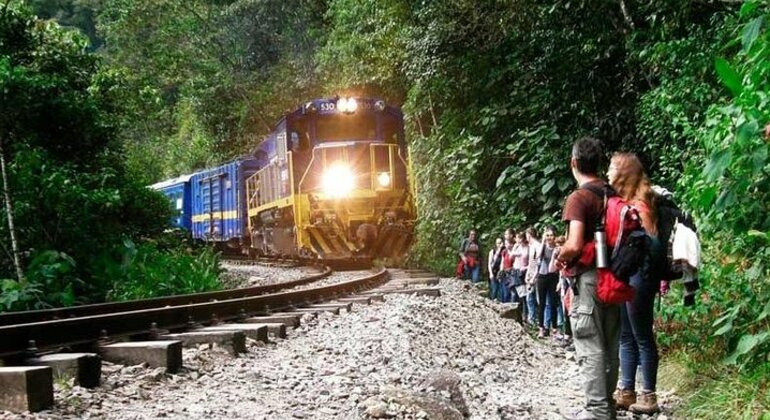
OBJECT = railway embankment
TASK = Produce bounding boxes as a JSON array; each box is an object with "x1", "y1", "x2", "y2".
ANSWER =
[{"x1": 3, "y1": 272, "x2": 680, "y2": 419}]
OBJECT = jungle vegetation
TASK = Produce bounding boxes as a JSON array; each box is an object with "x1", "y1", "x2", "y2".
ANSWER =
[{"x1": 1, "y1": 0, "x2": 769, "y2": 416}]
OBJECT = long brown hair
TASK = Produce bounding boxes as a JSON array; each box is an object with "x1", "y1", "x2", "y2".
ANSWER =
[{"x1": 610, "y1": 153, "x2": 657, "y2": 226}]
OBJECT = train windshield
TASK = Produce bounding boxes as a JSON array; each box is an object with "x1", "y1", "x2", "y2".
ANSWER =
[{"x1": 315, "y1": 114, "x2": 376, "y2": 142}]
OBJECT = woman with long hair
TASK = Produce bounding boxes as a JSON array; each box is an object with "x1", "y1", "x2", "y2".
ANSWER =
[
  {"x1": 535, "y1": 226, "x2": 560, "y2": 339},
  {"x1": 510, "y1": 232, "x2": 530, "y2": 304},
  {"x1": 608, "y1": 152, "x2": 662, "y2": 415},
  {"x1": 488, "y1": 237, "x2": 503, "y2": 300}
]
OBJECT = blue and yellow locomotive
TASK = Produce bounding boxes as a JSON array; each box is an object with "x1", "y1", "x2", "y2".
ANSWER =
[{"x1": 151, "y1": 97, "x2": 415, "y2": 260}]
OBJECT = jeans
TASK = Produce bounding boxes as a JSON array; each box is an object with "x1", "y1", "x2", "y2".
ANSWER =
[
  {"x1": 571, "y1": 269, "x2": 621, "y2": 420},
  {"x1": 619, "y1": 272, "x2": 659, "y2": 392},
  {"x1": 489, "y1": 277, "x2": 500, "y2": 300},
  {"x1": 500, "y1": 279, "x2": 511, "y2": 303},
  {"x1": 526, "y1": 287, "x2": 537, "y2": 324},
  {"x1": 464, "y1": 264, "x2": 480, "y2": 283},
  {"x1": 537, "y1": 273, "x2": 559, "y2": 330}
]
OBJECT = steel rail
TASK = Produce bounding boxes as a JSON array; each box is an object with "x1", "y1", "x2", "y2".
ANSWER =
[
  {"x1": 0, "y1": 268, "x2": 388, "y2": 358},
  {"x1": 225, "y1": 255, "x2": 373, "y2": 271},
  {"x1": 0, "y1": 265, "x2": 331, "y2": 327}
]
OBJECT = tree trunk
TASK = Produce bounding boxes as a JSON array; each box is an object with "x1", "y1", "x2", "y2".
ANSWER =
[{"x1": 0, "y1": 136, "x2": 25, "y2": 283}]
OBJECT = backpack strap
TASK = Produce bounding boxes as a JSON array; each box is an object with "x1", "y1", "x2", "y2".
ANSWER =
[
  {"x1": 580, "y1": 181, "x2": 616, "y2": 199},
  {"x1": 579, "y1": 181, "x2": 613, "y2": 226}
]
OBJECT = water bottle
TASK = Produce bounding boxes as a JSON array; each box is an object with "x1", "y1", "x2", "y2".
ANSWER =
[{"x1": 595, "y1": 225, "x2": 609, "y2": 268}]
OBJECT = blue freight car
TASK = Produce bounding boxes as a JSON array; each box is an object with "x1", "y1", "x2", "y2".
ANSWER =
[
  {"x1": 149, "y1": 174, "x2": 193, "y2": 230},
  {"x1": 189, "y1": 158, "x2": 260, "y2": 245}
]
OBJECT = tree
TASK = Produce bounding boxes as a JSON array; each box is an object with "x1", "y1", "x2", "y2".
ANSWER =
[{"x1": 0, "y1": 2, "x2": 172, "y2": 309}]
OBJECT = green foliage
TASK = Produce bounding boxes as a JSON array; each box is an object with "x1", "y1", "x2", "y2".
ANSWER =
[
  {"x1": 657, "y1": 1, "x2": 770, "y2": 370},
  {"x1": 28, "y1": 0, "x2": 101, "y2": 49},
  {"x1": 318, "y1": 0, "x2": 409, "y2": 98},
  {"x1": 0, "y1": 278, "x2": 42, "y2": 311},
  {"x1": 96, "y1": 0, "x2": 325, "y2": 179},
  {"x1": 25, "y1": 250, "x2": 82, "y2": 308},
  {"x1": 105, "y1": 237, "x2": 222, "y2": 301},
  {"x1": 1, "y1": 3, "x2": 221, "y2": 311},
  {"x1": 658, "y1": 353, "x2": 770, "y2": 419}
]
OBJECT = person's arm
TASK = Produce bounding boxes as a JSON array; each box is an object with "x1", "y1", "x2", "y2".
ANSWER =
[
  {"x1": 556, "y1": 220, "x2": 585, "y2": 268},
  {"x1": 549, "y1": 246, "x2": 561, "y2": 273},
  {"x1": 458, "y1": 239, "x2": 467, "y2": 262},
  {"x1": 526, "y1": 244, "x2": 538, "y2": 281},
  {"x1": 488, "y1": 250, "x2": 495, "y2": 278}
]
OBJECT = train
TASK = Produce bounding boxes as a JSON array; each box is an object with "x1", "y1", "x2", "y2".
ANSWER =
[{"x1": 150, "y1": 97, "x2": 415, "y2": 260}]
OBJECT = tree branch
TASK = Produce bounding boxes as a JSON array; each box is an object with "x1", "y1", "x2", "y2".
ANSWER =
[{"x1": 619, "y1": 0, "x2": 635, "y2": 30}]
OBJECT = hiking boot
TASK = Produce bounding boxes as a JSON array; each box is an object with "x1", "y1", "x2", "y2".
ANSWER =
[
  {"x1": 629, "y1": 390, "x2": 659, "y2": 415},
  {"x1": 614, "y1": 388, "x2": 636, "y2": 410}
]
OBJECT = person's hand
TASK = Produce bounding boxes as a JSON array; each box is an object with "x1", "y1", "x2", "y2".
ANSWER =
[
  {"x1": 461, "y1": 256, "x2": 468, "y2": 264},
  {"x1": 659, "y1": 280, "x2": 670, "y2": 296},
  {"x1": 554, "y1": 258, "x2": 567, "y2": 271}
]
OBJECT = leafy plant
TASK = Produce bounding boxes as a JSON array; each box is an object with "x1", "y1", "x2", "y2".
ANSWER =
[
  {"x1": 0, "y1": 278, "x2": 42, "y2": 311},
  {"x1": 105, "y1": 238, "x2": 222, "y2": 301}
]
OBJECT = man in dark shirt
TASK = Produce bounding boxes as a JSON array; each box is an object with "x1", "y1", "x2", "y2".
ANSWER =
[{"x1": 556, "y1": 137, "x2": 620, "y2": 420}]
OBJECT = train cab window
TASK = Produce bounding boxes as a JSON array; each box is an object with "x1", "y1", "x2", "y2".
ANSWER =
[
  {"x1": 315, "y1": 114, "x2": 376, "y2": 142},
  {"x1": 176, "y1": 196, "x2": 183, "y2": 210}
]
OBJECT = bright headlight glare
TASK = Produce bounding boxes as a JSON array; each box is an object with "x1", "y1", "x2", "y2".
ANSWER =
[
  {"x1": 337, "y1": 97, "x2": 357, "y2": 113},
  {"x1": 377, "y1": 172, "x2": 391, "y2": 188},
  {"x1": 347, "y1": 98, "x2": 358, "y2": 112},
  {"x1": 322, "y1": 163, "x2": 354, "y2": 197}
]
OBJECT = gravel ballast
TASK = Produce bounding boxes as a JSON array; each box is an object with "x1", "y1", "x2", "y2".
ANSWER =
[
  {"x1": 218, "y1": 262, "x2": 324, "y2": 288},
  {"x1": 3, "y1": 276, "x2": 677, "y2": 419}
]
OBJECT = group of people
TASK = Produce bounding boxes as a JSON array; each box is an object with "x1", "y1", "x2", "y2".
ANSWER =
[
  {"x1": 457, "y1": 137, "x2": 665, "y2": 419},
  {"x1": 479, "y1": 226, "x2": 570, "y2": 343}
]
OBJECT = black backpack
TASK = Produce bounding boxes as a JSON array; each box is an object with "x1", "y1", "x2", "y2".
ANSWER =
[{"x1": 655, "y1": 192, "x2": 697, "y2": 281}]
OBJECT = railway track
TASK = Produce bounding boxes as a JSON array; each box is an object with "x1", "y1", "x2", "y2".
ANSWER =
[
  {"x1": 0, "y1": 266, "x2": 441, "y2": 413},
  {"x1": 221, "y1": 254, "x2": 374, "y2": 271},
  {"x1": 0, "y1": 264, "x2": 331, "y2": 327},
  {"x1": 220, "y1": 256, "x2": 304, "y2": 267}
]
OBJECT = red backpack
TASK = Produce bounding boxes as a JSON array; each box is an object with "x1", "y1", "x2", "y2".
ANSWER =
[{"x1": 582, "y1": 184, "x2": 648, "y2": 304}]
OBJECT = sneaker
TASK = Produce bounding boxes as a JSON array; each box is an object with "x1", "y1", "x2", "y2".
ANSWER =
[
  {"x1": 629, "y1": 390, "x2": 659, "y2": 414},
  {"x1": 537, "y1": 328, "x2": 545, "y2": 339},
  {"x1": 614, "y1": 388, "x2": 636, "y2": 410}
]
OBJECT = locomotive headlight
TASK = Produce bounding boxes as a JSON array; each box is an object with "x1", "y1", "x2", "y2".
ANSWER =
[
  {"x1": 346, "y1": 98, "x2": 358, "y2": 112},
  {"x1": 337, "y1": 97, "x2": 357, "y2": 113},
  {"x1": 377, "y1": 172, "x2": 391, "y2": 188},
  {"x1": 322, "y1": 163, "x2": 355, "y2": 198},
  {"x1": 337, "y1": 98, "x2": 348, "y2": 112}
]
